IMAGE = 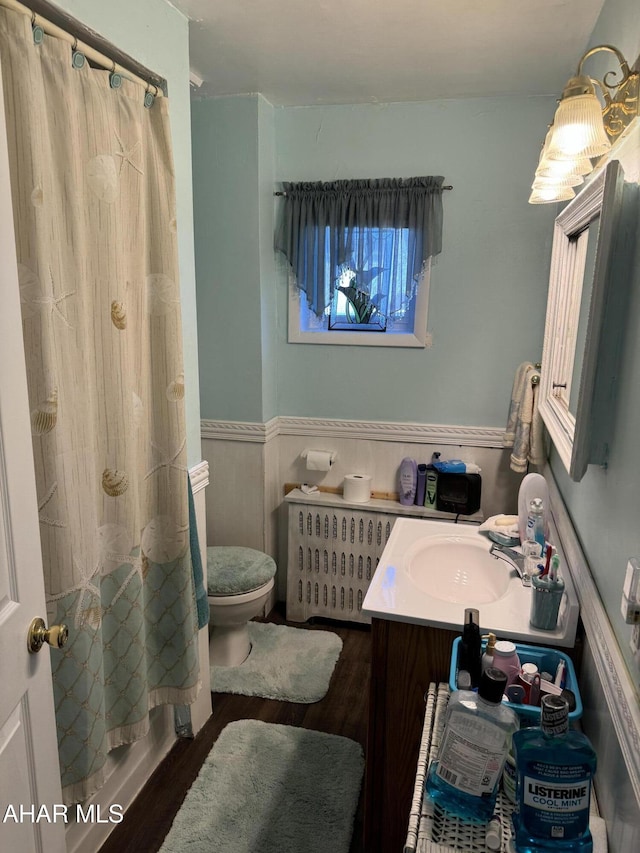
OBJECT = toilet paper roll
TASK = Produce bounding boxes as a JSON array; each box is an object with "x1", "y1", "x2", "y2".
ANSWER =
[
  {"x1": 343, "y1": 474, "x2": 372, "y2": 503},
  {"x1": 305, "y1": 450, "x2": 334, "y2": 471}
]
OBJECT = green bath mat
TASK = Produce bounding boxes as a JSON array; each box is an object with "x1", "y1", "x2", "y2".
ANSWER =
[
  {"x1": 159, "y1": 719, "x2": 364, "y2": 853},
  {"x1": 211, "y1": 621, "x2": 343, "y2": 703}
]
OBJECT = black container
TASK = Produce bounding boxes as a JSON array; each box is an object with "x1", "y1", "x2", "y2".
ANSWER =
[
  {"x1": 458, "y1": 607, "x2": 482, "y2": 688},
  {"x1": 436, "y1": 472, "x2": 482, "y2": 515}
]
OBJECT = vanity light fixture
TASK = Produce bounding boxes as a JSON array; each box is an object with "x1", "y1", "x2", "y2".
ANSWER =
[{"x1": 529, "y1": 44, "x2": 639, "y2": 204}]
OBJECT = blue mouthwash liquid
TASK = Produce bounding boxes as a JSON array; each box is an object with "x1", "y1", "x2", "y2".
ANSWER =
[
  {"x1": 424, "y1": 667, "x2": 519, "y2": 822},
  {"x1": 512, "y1": 694, "x2": 597, "y2": 852}
]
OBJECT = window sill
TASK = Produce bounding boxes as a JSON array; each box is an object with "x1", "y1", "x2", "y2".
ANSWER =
[{"x1": 288, "y1": 327, "x2": 430, "y2": 347}]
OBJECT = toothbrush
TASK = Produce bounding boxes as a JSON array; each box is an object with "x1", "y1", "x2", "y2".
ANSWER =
[
  {"x1": 549, "y1": 554, "x2": 560, "y2": 583},
  {"x1": 554, "y1": 659, "x2": 566, "y2": 689}
]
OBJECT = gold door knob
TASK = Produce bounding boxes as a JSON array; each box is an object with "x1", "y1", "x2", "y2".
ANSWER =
[{"x1": 27, "y1": 617, "x2": 69, "y2": 653}]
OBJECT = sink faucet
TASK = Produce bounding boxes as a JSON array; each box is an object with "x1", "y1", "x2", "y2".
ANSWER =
[{"x1": 489, "y1": 543, "x2": 531, "y2": 587}]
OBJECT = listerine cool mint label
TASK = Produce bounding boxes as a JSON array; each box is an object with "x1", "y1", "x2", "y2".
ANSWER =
[{"x1": 520, "y1": 767, "x2": 592, "y2": 839}]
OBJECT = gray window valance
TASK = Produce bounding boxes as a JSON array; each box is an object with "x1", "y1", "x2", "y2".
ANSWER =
[{"x1": 275, "y1": 176, "x2": 445, "y2": 320}]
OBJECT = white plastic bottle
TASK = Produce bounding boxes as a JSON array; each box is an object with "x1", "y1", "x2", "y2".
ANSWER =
[{"x1": 492, "y1": 640, "x2": 521, "y2": 686}]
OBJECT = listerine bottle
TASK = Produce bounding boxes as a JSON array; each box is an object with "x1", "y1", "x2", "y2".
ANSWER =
[
  {"x1": 512, "y1": 695, "x2": 597, "y2": 852},
  {"x1": 424, "y1": 667, "x2": 519, "y2": 822}
]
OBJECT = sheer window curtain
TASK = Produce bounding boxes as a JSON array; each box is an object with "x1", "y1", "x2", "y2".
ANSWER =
[
  {"x1": 0, "y1": 9, "x2": 199, "y2": 803},
  {"x1": 275, "y1": 177, "x2": 445, "y2": 321}
]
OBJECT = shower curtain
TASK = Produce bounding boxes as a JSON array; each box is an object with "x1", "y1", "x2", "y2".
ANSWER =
[{"x1": 0, "y1": 10, "x2": 199, "y2": 803}]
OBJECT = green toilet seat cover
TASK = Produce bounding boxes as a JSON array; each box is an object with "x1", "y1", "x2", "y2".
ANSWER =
[{"x1": 206, "y1": 546, "x2": 276, "y2": 596}]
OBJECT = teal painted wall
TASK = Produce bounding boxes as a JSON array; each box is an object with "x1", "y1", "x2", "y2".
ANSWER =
[
  {"x1": 258, "y1": 96, "x2": 278, "y2": 423},
  {"x1": 193, "y1": 93, "x2": 560, "y2": 426},
  {"x1": 549, "y1": 0, "x2": 640, "y2": 678},
  {"x1": 192, "y1": 93, "x2": 278, "y2": 423},
  {"x1": 58, "y1": 0, "x2": 201, "y2": 465},
  {"x1": 192, "y1": 95, "x2": 266, "y2": 422},
  {"x1": 272, "y1": 96, "x2": 558, "y2": 424}
]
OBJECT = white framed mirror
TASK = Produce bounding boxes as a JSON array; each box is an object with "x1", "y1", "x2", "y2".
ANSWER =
[{"x1": 539, "y1": 159, "x2": 625, "y2": 482}]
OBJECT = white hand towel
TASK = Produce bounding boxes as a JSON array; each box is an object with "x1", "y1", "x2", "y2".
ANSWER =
[{"x1": 505, "y1": 364, "x2": 545, "y2": 473}]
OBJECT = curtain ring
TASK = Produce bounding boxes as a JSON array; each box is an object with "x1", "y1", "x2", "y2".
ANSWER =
[
  {"x1": 31, "y1": 12, "x2": 44, "y2": 45},
  {"x1": 143, "y1": 82, "x2": 157, "y2": 109},
  {"x1": 109, "y1": 60, "x2": 123, "y2": 90},
  {"x1": 71, "y1": 37, "x2": 86, "y2": 69}
]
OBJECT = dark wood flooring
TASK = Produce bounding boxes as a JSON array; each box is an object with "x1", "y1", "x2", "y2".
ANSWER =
[{"x1": 98, "y1": 606, "x2": 371, "y2": 853}]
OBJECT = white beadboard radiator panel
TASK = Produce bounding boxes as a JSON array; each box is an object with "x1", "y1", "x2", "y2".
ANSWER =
[{"x1": 284, "y1": 489, "x2": 483, "y2": 625}]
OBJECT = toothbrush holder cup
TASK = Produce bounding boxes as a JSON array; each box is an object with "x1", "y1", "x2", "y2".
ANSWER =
[{"x1": 530, "y1": 574, "x2": 565, "y2": 630}]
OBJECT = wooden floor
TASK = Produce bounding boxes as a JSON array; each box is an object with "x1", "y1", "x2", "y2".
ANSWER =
[{"x1": 99, "y1": 606, "x2": 371, "y2": 853}]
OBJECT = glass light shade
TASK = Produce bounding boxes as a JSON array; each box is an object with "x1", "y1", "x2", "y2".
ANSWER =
[
  {"x1": 536, "y1": 155, "x2": 593, "y2": 178},
  {"x1": 546, "y1": 91, "x2": 611, "y2": 160},
  {"x1": 532, "y1": 171, "x2": 584, "y2": 189},
  {"x1": 528, "y1": 184, "x2": 576, "y2": 205}
]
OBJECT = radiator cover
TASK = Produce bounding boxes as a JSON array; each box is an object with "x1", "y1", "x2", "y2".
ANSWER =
[{"x1": 286, "y1": 495, "x2": 396, "y2": 624}]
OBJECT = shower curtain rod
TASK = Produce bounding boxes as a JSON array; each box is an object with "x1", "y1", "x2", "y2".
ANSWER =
[
  {"x1": 274, "y1": 185, "x2": 453, "y2": 196},
  {"x1": 0, "y1": 0, "x2": 163, "y2": 96}
]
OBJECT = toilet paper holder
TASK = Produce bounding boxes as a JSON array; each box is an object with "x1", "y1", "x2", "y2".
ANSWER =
[{"x1": 301, "y1": 449, "x2": 337, "y2": 468}]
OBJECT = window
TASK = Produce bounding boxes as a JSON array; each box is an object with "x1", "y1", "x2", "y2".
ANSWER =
[{"x1": 275, "y1": 177, "x2": 446, "y2": 347}]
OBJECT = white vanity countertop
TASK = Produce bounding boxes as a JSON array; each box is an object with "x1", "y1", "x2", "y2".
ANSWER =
[{"x1": 362, "y1": 516, "x2": 579, "y2": 648}]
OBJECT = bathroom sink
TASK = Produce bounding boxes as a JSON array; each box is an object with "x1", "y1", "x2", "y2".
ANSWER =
[
  {"x1": 405, "y1": 534, "x2": 512, "y2": 604},
  {"x1": 362, "y1": 517, "x2": 579, "y2": 647}
]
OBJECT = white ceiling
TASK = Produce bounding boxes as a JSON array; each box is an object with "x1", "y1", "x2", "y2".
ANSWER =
[{"x1": 170, "y1": 0, "x2": 606, "y2": 106}]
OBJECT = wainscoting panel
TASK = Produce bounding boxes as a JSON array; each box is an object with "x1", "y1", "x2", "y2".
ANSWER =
[
  {"x1": 201, "y1": 416, "x2": 524, "y2": 603},
  {"x1": 201, "y1": 437, "x2": 267, "y2": 551}
]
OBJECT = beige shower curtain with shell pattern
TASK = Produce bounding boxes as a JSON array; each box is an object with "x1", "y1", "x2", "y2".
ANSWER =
[{"x1": 0, "y1": 9, "x2": 199, "y2": 803}]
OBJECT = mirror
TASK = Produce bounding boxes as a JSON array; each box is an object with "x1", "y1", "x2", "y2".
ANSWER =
[{"x1": 539, "y1": 159, "x2": 625, "y2": 482}]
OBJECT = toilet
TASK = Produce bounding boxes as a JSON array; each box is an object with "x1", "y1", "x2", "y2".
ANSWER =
[{"x1": 206, "y1": 545, "x2": 276, "y2": 667}]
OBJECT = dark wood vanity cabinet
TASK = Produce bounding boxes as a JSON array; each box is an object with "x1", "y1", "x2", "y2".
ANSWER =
[{"x1": 363, "y1": 617, "x2": 458, "y2": 853}]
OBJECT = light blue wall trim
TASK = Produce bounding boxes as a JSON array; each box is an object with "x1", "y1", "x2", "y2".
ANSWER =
[
  {"x1": 201, "y1": 415, "x2": 504, "y2": 447},
  {"x1": 57, "y1": 0, "x2": 201, "y2": 466}
]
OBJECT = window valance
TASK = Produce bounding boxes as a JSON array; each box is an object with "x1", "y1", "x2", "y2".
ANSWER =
[{"x1": 275, "y1": 176, "x2": 445, "y2": 320}]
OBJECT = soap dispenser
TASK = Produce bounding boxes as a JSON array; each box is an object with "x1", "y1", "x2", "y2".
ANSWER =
[{"x1": 482, "y1": 633, "x2": 497, "y2": 673}]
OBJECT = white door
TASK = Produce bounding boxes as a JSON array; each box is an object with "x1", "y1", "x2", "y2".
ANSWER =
[{"x1": 0, "y1": 60, "x2": 66, "y2": 852}]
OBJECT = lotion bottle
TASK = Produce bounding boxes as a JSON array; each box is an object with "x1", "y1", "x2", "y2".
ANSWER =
[
  {"x1": 398, "y1": 457, "x2": 418, "y2": 505},
  {"x1": 493, "y1": 640, "x2": 521, "y2": 686}
]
